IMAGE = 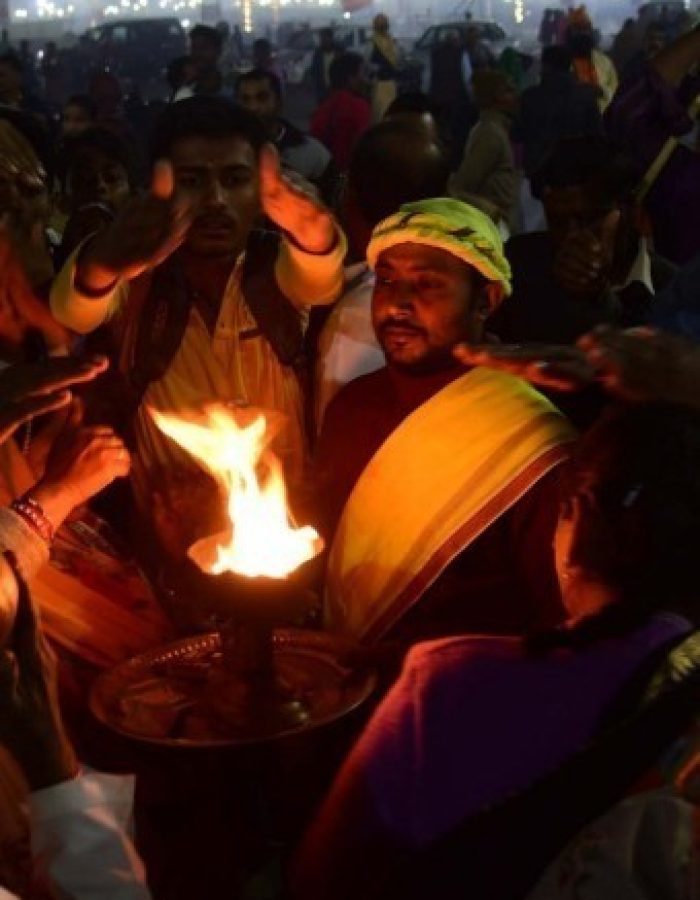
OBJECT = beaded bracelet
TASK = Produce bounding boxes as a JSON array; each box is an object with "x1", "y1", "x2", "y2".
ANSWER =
[{"x1": 10, "y1": 494, "x2": 55, "y2": 546}]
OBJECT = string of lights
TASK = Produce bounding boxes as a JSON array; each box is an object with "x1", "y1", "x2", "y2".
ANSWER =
[{"x1": 12, "y1": 0, "x2": 337, "y2": 26}]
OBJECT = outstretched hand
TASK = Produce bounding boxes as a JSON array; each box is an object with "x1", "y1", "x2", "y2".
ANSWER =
[
  {"x1": 454, "y1": 342, "x2": 596, "y2": 391},
  {"x1": 0, "y1": 355, "x2": 109, "y2": 446},
  {"x1": 455, "y1": 326, "x2": 700, "y2": 409},
  {"x1": 36, "y1": 397, "x2": 130, "y2": 519},
  {"x1": 260, "y1": 144, "x2": 336, "y2": 254},
  {"x1": 0, "y1": 557, "x2": 78, "y2": 790},
  {"x1": 80, "y1": 160, "x2": 192, "y2": 289}
]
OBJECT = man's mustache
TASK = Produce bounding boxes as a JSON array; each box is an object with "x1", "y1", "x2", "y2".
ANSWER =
[
  {"x1": 192, "y1": 214, "x2": 237, "y2": 229},
  {"x1": 378, "y1": 318, "x2": 426, "y2": 336}
]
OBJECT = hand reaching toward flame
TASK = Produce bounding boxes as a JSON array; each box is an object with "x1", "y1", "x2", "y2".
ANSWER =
[
  {"x1": 260, "y1": 145, "x2": 336, "y2": 255},
  {"x1": 454, "y1": 326, "x2": 700, "y2": 407},
  {"x1": 32, "y1": 400, "x2": 131, "y2": 528}
]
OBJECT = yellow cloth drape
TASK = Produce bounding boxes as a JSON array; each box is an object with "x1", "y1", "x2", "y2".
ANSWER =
[{"x1": 325, "y1": 367, "x2": 576, "y2": 642}]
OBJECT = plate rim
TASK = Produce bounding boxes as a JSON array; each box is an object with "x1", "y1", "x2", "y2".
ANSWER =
[{"x1": 90, "y1": 627, "x2": 376, "y2": 748}]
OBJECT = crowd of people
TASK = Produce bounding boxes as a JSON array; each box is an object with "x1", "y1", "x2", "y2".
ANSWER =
[{"x1": 0, "y1": 4, "x2": 699, "y2": 899}]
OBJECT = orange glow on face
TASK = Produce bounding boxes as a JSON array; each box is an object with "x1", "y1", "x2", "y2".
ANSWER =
[{"x1": 151, "y1": 405, "x2": 322, "y2": 579}]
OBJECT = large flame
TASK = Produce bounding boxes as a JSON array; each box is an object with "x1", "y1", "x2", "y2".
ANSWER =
[{"x1": 151, "y1": 405, "x2": 322, "y2": 579}]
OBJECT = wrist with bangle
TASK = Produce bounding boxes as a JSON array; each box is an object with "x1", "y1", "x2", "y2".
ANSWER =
[
  {"x1": 74, "y1": 237, "x2": 120, "y2": 298},
  {"x1": 10, "y1": 493, "x2": 55, "y2": 545}
]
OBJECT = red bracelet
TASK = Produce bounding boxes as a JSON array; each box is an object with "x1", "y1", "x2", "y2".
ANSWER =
[{"x1": 10, "y1": 494, "x2": 55, "y2": 545}]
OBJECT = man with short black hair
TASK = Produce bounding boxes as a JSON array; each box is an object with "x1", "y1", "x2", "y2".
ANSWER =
[
  {"x1": 236, "y1": 68, "x2": 336, "y2": 199},
  {"x1": 318, "y1": 198, "x2": 573, "y2": 645},
  {"x1": 188, "y1": 25, "x2": 223, "y2": 97},
  {"x1": 50, "y1": 97, "x2": 345, "y2": 567},
  {"x1": 315, "y1": 119, "x2": 450, "y2": 427}
]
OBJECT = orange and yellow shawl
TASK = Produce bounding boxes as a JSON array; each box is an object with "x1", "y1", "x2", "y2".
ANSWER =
[{"x1": 325, "y1": 366, "x2": 576, "y2": 643}]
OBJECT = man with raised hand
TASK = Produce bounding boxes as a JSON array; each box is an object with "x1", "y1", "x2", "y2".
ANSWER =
[{"x1": 50, "y1": 97, "x2": 345, "y2": 568}]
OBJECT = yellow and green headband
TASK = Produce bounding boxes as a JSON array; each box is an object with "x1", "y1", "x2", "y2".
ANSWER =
[{"x1": 366, "y1": 197, "x2": 512, "y2": 303}]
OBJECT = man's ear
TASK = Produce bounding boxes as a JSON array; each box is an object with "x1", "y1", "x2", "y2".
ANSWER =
[{"x1": 477, "y1": 283, "x2": 501, "y2": 321}]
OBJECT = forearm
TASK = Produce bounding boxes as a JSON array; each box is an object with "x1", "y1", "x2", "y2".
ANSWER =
[
  {"x1": 50, "y1": 240, "x2": 126, "y2": 335},
  {"x1": 74, "y1": 233, "x2": 123, "y2": 293},
  {"x1": 30, "y1": 480, "x2": 79, "y2": 532},
  {"x1": 276, "y1": 227, "x2": 347, "y2": 308}
]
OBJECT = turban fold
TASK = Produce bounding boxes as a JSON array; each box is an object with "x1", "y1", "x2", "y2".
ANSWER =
[{"x1": 367, "y1": 197, "x2": 512, "y2": 303}]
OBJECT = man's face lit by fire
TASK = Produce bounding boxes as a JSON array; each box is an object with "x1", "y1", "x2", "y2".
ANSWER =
[
  {"x1": 372, "y1": 243, "x2": 489, "y2": 374},
  {"x1": 169, "y1": 135, "x2": 261, "y2": 259}
]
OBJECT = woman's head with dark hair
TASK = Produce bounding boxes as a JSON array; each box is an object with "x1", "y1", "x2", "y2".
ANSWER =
[
  {"x1": 554, "y1": 403, "x2": 700, "y2": 629},
  {"x1": 329, "y1": 52, "x2": 365, "y2": 92},
  {"x1": 151, "y1": 97, "x2": 268, "y2": 258}
]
